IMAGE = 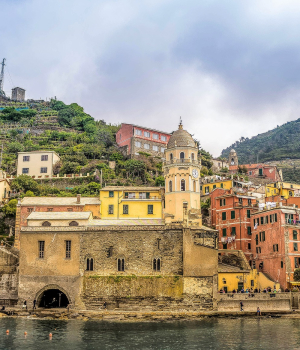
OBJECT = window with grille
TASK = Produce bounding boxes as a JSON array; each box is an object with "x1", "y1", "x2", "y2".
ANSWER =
[
  {"x1": 118, "y1": 258, "x2": 125, "y2": 271},
  {"x1": 23, "y1": 156, "x2": 30, "y2": 161},
  {"x1": 153, "y1": 258, "x2": 161, "y2": 271},
  {"x1": 108, "y1": 205, "x2": 114, "y2": 214},
  {"x1": 38, "y1": 241, "x2": 45, "y2": 259},
  {"x1": 40, "y1": 167, "x2": 47, "y2": 173},
  {"x1": 65, "y1": 240, "x2": 71, "y2": 259},
  {"x1": 41, "y1": 155, "x2": 48, "y2": 161},
  {"x1": 148, "y1": 205, "x2": 153, "y2": 214},
  {"x1": 22, "y1": 168, "x2": 29, "y2": 174},
  {"x1": 123, "y1": 205, "x2": 129, "y2": 214}
]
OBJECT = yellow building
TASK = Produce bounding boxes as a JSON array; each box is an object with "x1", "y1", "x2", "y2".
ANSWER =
[
  {"x1": 163, "y1": 122, "x2": 202, "y2": 224},
  {"x1": 0, "y1": 179, "x2": 11, "y2": 203},
  {"x1": 201, "y1": 180, "x2": 232, "y2": 196},
  {"x1": 99, "y1": 186, "x2": 164, "y2": 220},
  {"x1": 266, "y1": 182, "x2": 300, "y2": 199}
]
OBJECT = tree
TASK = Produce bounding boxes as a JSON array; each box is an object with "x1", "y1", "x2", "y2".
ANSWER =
[
  {"x1": 155, "y1": 176, "x2": 165, "y2": 186},
  {"x1": 10, "y1": 175, "x2": 39, "y2": 194},
  {"x1": 2, "y1": 199, "x2": 17, "y2": 216},
  {"x1": 294, "y1": 268, "x2": 300, "y2": 281},
  {"x1": 6, "y1": 142, "x2": 24, "y2": 154}
]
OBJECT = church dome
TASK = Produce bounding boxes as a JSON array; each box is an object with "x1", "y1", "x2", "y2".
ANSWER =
[
  {"x1": 230, "y1": 149, "x2": 236, "y2": 153},
  {"x1": 167, "y1": 123, "x2": 196, "y2": 149}
]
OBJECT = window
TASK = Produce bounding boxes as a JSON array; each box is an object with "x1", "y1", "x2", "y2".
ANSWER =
[
  {"x1": 180, "y1": 152, "x2": 185, "y2": 162},
  {"x1": 275, "y1": 213, "x2": 277, "y2": 222},
  {"x1": 193, "y1": 181, "x2": 196, "y2": 192},
  {"x1": 256, "y1": 247, "x2": 261, "y2": 253},
  {"x1": 42, "y1": 221, "x2": 51, "y2": 227},
  {"x1": 135, "y1": 141, "x2": 141, "y2": 147},
  {"x1": 273, "y1": 244, "x2": 279, "y2": 252},
  {"x1": 153, "y1": 134, "x2": 158, "y2": 140},
  {"x1": 222, "y1": 212, "x2": 226, "y2": 220},
  {"x1": 109, "y1": 191, "x2": 114, "y2": 197},
  {"x1": 169, "y1": 180, "x2": 172, "y2": 192},
  {"x1": 67, "y1": 208, "x2": 73, "y2": 212},
  {"x1": 248, "y1": 243, "x2": 251, "y2": 250},
  {"x1": 40, "y1": 167, "x2": 47, "y2": 173},
  {"x1": 231, "y1": 227, "x2": 236, "y2": 236},
  {"x1": 249, "y1": 171, "x2": 252, "y2": 175},
  {"x1": 248, "y1": 199, "x2": 252, "y2": 206},
  {"x1": 161, "y1": 135, "x2": 167, "y2": 141},
  {"x1": 222, "y1": 228, "x2": 227, "y2": 236},
  {"x1": 118, "y1": 258, "x2": 125, "y2": 271},
  {"x1": 181, "y1": 179, "x2": 186, "y2": 191},
  {"x1": 266, "y1": 215, "x2": 269, "y2": 224},
  {"x1": 65, "y1": 240, "x2": 71, "y2": 259},
  {"x1": 213, "y1": 185, "x2": 216, "y2": 189},
  {"x1": 27, "y1": 208, "x2": 33, "y2": 213},
  {"x1": 205, "y1": 186, "x2": 209, "y2": 194},
  {"x1": 23, "y1": 156, "x2": 30, "y2": 161},
  {"x1": 260, "y1": 217, "x2": 264, "y2": 225},
  {"x1": 221, "y1": 183, "x2": 223, "y2": 188},
  {"x1": 157, "y1": 238, "x2": 161, "y2": 250},
  {"x1": 270, "y1": 214, "x2": 273, "y2": 223},
  {"x1": 231, "y1": 211, "x2": 235, "y2": 219},
  {"x1": 255, "y1": 234, "x2": 258, "y2": 245},
  {"x1": 69, "y1": 221, "x2": 78, "y2": 226},
  {"x1": 295, "y1": 258, "x2": 300, "y2": 268},
  {"x1": 161, "y1": 147, "x2": 165, "y2": 153},
  {"x1": 108, "y1": 205, "x2": 114, "y2": 214},
  {"x1": 148, "y1": 205, "x2": 153, "y2": 214},
  {"x1": 47, "y1": 208, "x2": 53, "y2": 212},
  {"x1": 144, "y1": 131, "x2": 150, "y2": 137},
  {"x1": 294, "y1": 243, "x2": 298, "y2": 251},
  {"x1": 259, "y1": 231, "x2": 265, "y2": 242},
  {"x1": 281, "y1": 261, "x2": 284, "y2": 268},
  {"x1": 153, "y1": 258, "x2": 161, "y2": 271},
  {"x1": 144, "y1": 144, "x2": 150, "y2": 150},
  {"x1": 247, "y1": 210, "x2": 251, "y2": 218},
  {"x1": 123, "y1": 204, "x2": 129, "y2": 214},
  {"x1": 135, "y1": 129, "x2": 142, "y2": 136},
  {"x1": 170, "y1": 153, "x2": 173, "y2": 161},
  {"x1": 239, "y1": 198, "x2": 243, "y2": 204},
  {"x1": 38, "y1": 241, "x2": 45, "y2": 259},
  {"x1": 22, "y1": 168, "x2": 29, "y2": 174},
  {"x1": 251, "y1": 279, "x2": 254, "y2": 287},
  {"x1": 41, "y1": 155, "x2": 48, "y2": 161},
  {"x1": 153, "y1": 145, "x2": 158, "y2": 151},
  {"x1": 247, "y1": 227, "x2": 251, "y2": 235},
  {"x1": 293, "y1": 230, "x2": 298, "y2": 240},
  {"x1": 86, "y1": 258, "x2": 94, "y2": 271}
]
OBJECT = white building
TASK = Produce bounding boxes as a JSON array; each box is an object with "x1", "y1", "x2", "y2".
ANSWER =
[{"x1": 17, "y1": 151, "x2": 60, "y2": 177}]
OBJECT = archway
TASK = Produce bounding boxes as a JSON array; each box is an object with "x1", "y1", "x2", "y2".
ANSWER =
[{"x1": 37, "y1": 285, "x2": 70, "y2": 308}]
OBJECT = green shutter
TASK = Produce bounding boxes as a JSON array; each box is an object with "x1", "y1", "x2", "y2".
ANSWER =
[
  {"x1": 247, "y1": 210, "x2": 251, "y2": 218},
  {"x1": 222, "y1": 228, "x2": 227, "y2": 236},
  {"x1": 231, "y1": 227, "x2": 236, "y2": 235},
  {"x1": 231, "y1": 211, "x2": 235, "y2": 219},
  {"x1": 146, "y1": 192, "x2": 150, "y2": 199},
  {"x1": 222, "y1": 212, "x2": 226, "y2": 220}
]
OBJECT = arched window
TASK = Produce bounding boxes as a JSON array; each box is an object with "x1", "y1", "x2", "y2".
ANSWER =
[
  {"x1": 180, "y1": 152, "x2": 185, "y2": 162},
  {"x1": 193, "y1": 181, "x2": 196, "y2": 192},
  {"x1": 181, "y1": 179, "x2": 185, "y2": 191},
  {"x1": 169, "y1": 180, "x2": 172, "y2": 192},
  {"x1": 118, "y1": 258, "x2": 125, "y2": 271},
  {"x1": 231, "y1": 158, "x2": 235, "y2": 165},
  {"x1": 42, "y1": 221, "x2": 51, "y2": 227},
  {"x1": 86, "y1": 258, "x2": 94, "y2": 271},
  {"x1": 170, "y1": 153, "x2": 173, "y2": 161},
  {"x1": 153, "y1": 258, "x2": 161, "y2": 271},
  {"x1": 69, "y1": 221, "x2": 79, "y2": 226},
  {"x1": 191, "y1": 153, "x2": 195, "y2": 161}
]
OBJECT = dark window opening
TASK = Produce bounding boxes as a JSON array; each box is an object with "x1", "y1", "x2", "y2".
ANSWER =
[
  {"x1": 86, "y1": 258, "x2": 94, "y2": 271},
  {"x1": 123, "y1": 204, "x2": 129, "y2": 214},
  {"x1": 148, "y1": 204, "x2": 154, "y2": 214},
  {"x1": 181, "y1": 179, "x2": 185, "y2": 191},
  {"x1": 69, "y1": 221, "x2": 78, "y2": 226},
  {"x1": 65, "y1": 240, "x2": 71, "y2": 259},
  {"x1": 107, "y1": 246, "x2": 113, "y2": 258},
  {"x1": 39, "y1": 240, "x2": 45, "y2": 259},
  {"x1": 42, "y1": 221, "x2": 51, "y2": 227},
  {"x1": 38, "y1": 289, "x2": 69, "y2": 308},
  {"x1": 118, "y1": 258, "x2": 125, "y2": 271},
  {"x1": 153, "y1": 258, "x2": 161, "y2": 271},
  {"x1": 109, "y1": 191, "x2": 114, "y2": 197}
]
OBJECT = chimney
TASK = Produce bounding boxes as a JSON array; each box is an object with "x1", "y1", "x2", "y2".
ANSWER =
[{"x1": 77, "y1": 194, "x2": 81, "y2": 204}]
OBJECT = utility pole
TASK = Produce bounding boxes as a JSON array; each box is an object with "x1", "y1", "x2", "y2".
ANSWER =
[{"x1": 0, "y1": 58, "x2": 6, "y2": 96}]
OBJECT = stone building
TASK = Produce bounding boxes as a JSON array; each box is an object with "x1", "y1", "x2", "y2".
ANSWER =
[
  {"x1": 16, "y1": 123, "x2": 219, "y2": 311},
  {"x1": 11, "y1": 87, "x2": 25, "y2": 101},
  {"x1": 229, "y1": 149, "x2": 238, "y2": 166},
  {"x1": 116, "y1": 123, "x2": 171, "y2": 158}
]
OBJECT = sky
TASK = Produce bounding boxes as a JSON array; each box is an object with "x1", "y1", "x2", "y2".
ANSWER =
[{"x1": 1, "y1": 0, "x2": 300, "y2": 156}]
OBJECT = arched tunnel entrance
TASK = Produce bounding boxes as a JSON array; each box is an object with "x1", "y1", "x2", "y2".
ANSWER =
[{"x1": 38, "y1": 289, "x2": 69, "y2": 308}]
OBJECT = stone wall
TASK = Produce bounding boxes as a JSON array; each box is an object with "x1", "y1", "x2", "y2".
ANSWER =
[{"x1": 0, "y1": 246, "x2": 19, "y2": 304}]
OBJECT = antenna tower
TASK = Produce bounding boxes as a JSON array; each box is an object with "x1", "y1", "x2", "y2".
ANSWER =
[{"x1": 0, "y1": 58, "x2": 6, "y2": 96}]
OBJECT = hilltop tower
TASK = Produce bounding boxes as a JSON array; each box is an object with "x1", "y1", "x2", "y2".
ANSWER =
[
  {"x1": 229, "y1": 149, "x2": 238, "y2": 166},
  {"x1": 163, "y1": 121, "x2": 202, "y2": 225}
]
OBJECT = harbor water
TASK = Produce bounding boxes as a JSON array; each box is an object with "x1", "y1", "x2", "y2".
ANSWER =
[{"x1": 0, "y1": 317, "x2": 299, "y2": 349}]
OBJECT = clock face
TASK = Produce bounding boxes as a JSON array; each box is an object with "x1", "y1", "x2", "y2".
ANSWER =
[{"x1": 192, "y1": 169, "x2": 199, "y2": 178}]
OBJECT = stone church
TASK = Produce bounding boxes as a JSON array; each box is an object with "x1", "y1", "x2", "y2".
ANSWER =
[{"x1": 10, "y1": 123, "x2": 219, "y2": 311}]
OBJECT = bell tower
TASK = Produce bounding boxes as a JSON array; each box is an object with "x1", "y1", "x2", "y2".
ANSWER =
[
  {"x1": 229, "y1": 149, "x2": 238, "y2": 166},
  {"x1": 163, "y1": 121, "x2": 202, "y2": 225}
]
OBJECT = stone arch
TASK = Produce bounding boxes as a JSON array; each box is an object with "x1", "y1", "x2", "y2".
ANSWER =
[
  {"x1": 42, "y1": 221, "x2": 51, "y2": 227},
  {"x1": 35, "y1": 284, "x2": 71, "y2": 308},
  {"x1": 69, "y1": 221, "x2": 79, "y2": 226}
]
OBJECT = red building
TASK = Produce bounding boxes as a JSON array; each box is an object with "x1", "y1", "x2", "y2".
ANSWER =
[
  {"x1": 250, "y1": 206, "x2": 300, "y2": 289},
  {"x1": 229, "y1": 163, "x2": 281, "y2": 182},
  {"x1": 211, "y1": 191, "x2": 257, "y2": 259},
  {"x1": 116, "y1": 123, "x2": 171, "y2": 158}
]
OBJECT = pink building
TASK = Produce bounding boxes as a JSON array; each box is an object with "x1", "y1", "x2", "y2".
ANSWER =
[{"x1": 116, "y1": 123, "x2": 171, "y2": 158}]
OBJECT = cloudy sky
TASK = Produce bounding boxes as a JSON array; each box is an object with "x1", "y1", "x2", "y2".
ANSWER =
[{"x1": 1, "y1": 0, "x2": 300, "y2": 156}]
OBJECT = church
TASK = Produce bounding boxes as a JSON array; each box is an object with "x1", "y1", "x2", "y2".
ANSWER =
[{"x1": 16, "y1": 123, "x2": 219, "y2": 311}]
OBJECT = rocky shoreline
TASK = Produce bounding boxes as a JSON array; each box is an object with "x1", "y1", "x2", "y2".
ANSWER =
[{"x1": 0, "y1": 308, "x2": 299, "y2": 322}]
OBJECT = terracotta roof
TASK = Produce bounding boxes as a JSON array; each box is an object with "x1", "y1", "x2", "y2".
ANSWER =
[
  {"x1": 167, "y1": 126, "x2": 196, "y2": 149},
  {"x1": 21, "y1": 197, "x2": 100, "y2": 206},
  {"x1": 27, "y1": 211, "x2": 92, "y2": 220}
]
